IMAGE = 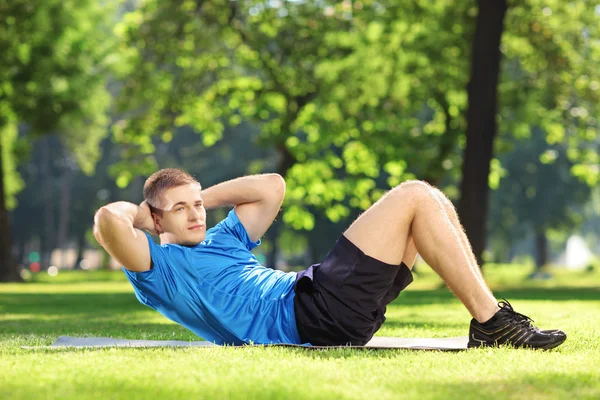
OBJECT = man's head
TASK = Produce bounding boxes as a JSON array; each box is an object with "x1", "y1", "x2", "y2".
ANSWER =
[{"x1": 143, "y1": 168, "x2": 206, "y2": 246}]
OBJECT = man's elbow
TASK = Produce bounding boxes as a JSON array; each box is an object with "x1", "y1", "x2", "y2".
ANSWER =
[
  {"x1": 270, "y1": 174, "x2": 286, "y2": 199},
  {"x1": 92, "y1": 223, "x2": 104, "y2": 246},
  {"x1": 93, "y1": 207, "x2": 112, "y2": 245}
]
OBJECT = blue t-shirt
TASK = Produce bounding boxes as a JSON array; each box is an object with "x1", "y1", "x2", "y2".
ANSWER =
[{"x1": 122, "y1": 208, "x2": 302, "y2": 345}]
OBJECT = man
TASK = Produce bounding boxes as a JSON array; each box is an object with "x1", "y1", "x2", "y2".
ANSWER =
[{"x1": 93, "y1": 168, "x2": 566, "y2": 349}]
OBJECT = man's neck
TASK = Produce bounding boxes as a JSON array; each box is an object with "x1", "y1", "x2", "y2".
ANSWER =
[{"x1": 159, "y1": 233, "x2": 178, "y2": 245}]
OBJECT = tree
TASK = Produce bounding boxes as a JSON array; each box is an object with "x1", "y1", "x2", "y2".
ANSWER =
[
  {"x1": 459, "y1": 0, "x2": 600, "y2": 266},
  {"x1": 0, "y1": 0, "x2": 116, "y2": 281},
  {"x1": 488, "y1": 128, "x2": 591, "y2": 268},
  {"x1": 114, "y1": 0, "x2": 600, "y2": 269},
  {"x1": 113, "y1": 1, "x2": 476, "y2": 267},
  {"x1": 457, "y1": 0, "x2": 508, "y2": 267}
]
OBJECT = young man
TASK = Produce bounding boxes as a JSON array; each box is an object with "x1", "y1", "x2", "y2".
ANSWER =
[{"x1": 93, "y1": 168, "x2": 566, "y2": 349}]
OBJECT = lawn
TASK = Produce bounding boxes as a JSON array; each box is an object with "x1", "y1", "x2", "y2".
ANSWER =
[{"x1": 1, "y1": 265, "x2": 599, "y2": 400}]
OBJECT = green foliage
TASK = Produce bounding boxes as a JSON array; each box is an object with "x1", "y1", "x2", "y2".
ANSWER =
[
  {"x1": 485, "y1": 1, "x2": 600, "y2": 262},
  {"x1": 498, "y1": 1, "x2": 600, "y2": 186},
  {"x1": 0, "y1": 0, "x2": 117, "y2": 202},
  {"x1": 113, "y1": 0, "x2": 599, "y2": 233},
  {"x1": 489, "y1": 129, "x2": 591, "y2": 260},
  {"x1": 0, "y1": 124, "x2": 24, "y2": 210},
  {"x1": 115, "y1": 1, "x2": 474, "y2": 230},
  {"x1": 488, "y1": 158, "x2": 507, "y2": 190}
]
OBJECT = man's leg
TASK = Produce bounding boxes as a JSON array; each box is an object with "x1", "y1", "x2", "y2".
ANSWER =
[
  {"x1": 345, "y1": 180, "x2": 566, "y2": 349},
  {"x1": 401, "y1": 237, "x2": 418, "y2": 270},
  {"x1": 428, "y1": 185, "x2": 491, "y2": 295},
  {"x1": 400, "y1": 189, "x2": 483, "y2": 283},
  {"x1": 344, "y1": 180, "x2": 498, "y2": 322}
]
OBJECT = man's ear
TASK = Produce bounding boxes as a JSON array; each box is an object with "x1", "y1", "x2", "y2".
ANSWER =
[{"x1": 152, "y1": 213, "x2": 164, "y2": 235}]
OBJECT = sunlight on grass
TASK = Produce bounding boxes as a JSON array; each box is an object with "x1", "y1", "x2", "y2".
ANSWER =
[{"x1": 1, "y1": 265, "x2": 599, "y2": 399}]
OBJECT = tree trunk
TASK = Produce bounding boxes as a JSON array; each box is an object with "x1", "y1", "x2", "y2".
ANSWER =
[
  {"x1": 457, "y1": 0, "x2": 508, "y2": 268},
  {"x1": 309, "y1": 240, "x2": 319, "y2": 265},
  {"x1": 57, "y1": 155, "x2": 72, "y2": 268},
  {"x1": 72, "y1": 229, "x2": 86, "y2": 270},
  {"x1": 266, "y1": 218, "x2": 281, "y2": 270},
  {"x1": 101, "y1": 249, "x2": 112, "y2": 270},
  {"x1": 266, "y1": 145, "x2": 297, "y2": 270},
  {"x1": 534, "y1": 230, "x2": 548, "y2": 271},
  {"x1": 41, "y1": 141, "x2": 55, "y2": 269},
  {"x1": 14, "y1": 238, "x2": 25, "y2": 267},
  {"x1": 0, "y1": 136, "x2": 22, "y2": 282},
  {"x1": 507, "y1": 240, "x2": 516, "y2": 263}
]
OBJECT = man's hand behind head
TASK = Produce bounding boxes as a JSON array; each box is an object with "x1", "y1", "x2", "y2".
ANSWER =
[{"x1": 135, "y1": 201, "x2": 159, "y2": 236}]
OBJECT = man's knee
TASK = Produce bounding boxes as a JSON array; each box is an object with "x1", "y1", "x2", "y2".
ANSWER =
[
  {"x1": 394, "y1": 180, "x2": 431, "y2": 194},
  {"x1": 390, "y1": 180, "x2": 434, "y2": 204},
  {"x1": 428, "y1": 185, "x2": 455, "y2": 210},
  {"x1": 388, "y1": 180, "x2": 457, "y2": 213}
]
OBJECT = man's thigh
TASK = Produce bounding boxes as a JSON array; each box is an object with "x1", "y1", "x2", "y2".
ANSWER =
[
  {"x1": 343, "y1": 181, "x2": 429, "y2": 265},
  {"x1": 295, "y1": 234, "x2": 413, "y2": 346}
]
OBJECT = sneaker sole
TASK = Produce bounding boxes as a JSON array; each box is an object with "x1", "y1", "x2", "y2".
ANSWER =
[{"x1": 467, "y1": 334, "x2": 566, "y2": 350}]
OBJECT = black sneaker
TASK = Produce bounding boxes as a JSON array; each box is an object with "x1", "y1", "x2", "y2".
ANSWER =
[{"x1": 468, "y1": 300, "x2": 567, "y2": 350}]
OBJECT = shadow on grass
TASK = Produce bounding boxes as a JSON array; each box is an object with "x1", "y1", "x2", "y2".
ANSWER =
[
  {"x1": 2, "y1": 286, "x2": 598, "y2": 345},
  {"x1": 0, "y1": 292, "x2": 140, "y2": 316},
  {"x1": 0, "y1": 292, "x2": 190, "y2": 339},
  {"x1": 493, "y1": 287, "x2": 600, "y2": 301},
  {"x1": 2, "y1": 284, "x2": 597, "y2": 318},
  {"x1": 393, "y1": 286, "x2": 600, "y2": 307},
  {"x1": 0, "y1": 319, "x2": 194, "y2": 339},
  {"x1": 28, "y1": 271, "x2": 127, "y2": 284},
  {"x1": 2, "y1": 357, "x2": 597, "y2": 399}
]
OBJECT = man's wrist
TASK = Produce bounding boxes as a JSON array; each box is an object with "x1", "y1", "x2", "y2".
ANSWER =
[
  {"x1": 101, "y1": 201, "x2": 139, "y2": 225},
  {"x1": 200, "y1": 174, "x2": 283, "y2": 210},
  {"x1": 200, "y1": 189, "x2": 223, "y2": 211},
  {"x1": 132, "y1": 205, "x2": 148, "y2": 228}
]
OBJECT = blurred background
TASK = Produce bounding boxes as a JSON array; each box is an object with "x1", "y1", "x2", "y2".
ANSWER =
[{"x1": 1, "y1": 0, "x2": 599, "y2": 283}]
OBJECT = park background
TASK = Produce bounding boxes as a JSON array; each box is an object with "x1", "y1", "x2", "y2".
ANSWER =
[
  {"x1": 1, "y1": 0, "x2": 600, "y2": 279},
  {"x1": 0, "y1": 1, "x2": 599, "y2": 399}
]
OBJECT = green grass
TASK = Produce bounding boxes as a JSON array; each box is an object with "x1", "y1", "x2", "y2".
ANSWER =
[{"x1": 1, "y1": 265, "x2": 599, "y2": 400}]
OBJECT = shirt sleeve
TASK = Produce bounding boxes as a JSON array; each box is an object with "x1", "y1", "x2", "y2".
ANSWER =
[
  {"x1": 122, "y1": 232, "x2": 176, "y2": 308},
  {"x1": 216, "y1": 208, "x2": 261, "y2": 251}
]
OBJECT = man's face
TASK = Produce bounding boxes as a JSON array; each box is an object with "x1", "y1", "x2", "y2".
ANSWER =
[{"x1": 152, "y1": 183, "x2": 206, "y2": 246}]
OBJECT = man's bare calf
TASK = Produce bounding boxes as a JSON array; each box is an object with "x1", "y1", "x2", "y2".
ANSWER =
[
  {"x1": 342, "y1": 180, "x2": 566, "y2": 349},
  {"x1": 343, "y1": 180, "x2": 499, "y2": 323}
]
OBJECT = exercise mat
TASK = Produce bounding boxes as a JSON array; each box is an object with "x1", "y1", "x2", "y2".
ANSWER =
[{"x1": 25, "y1": 335, "x2": 469, "y2": 350}]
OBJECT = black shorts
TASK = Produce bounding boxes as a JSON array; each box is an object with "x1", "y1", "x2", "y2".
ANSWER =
[{"x1": 293, "y1": 234, "x2": 413, "y2": 346}]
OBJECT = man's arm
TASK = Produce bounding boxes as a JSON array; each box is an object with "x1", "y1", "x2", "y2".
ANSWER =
[
  {"x1": 201, "y1": 174, "x2": 285, "y2": 242},
  {"x1": 93, "y1": 201, "x2": 157, "y2": 272}
]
